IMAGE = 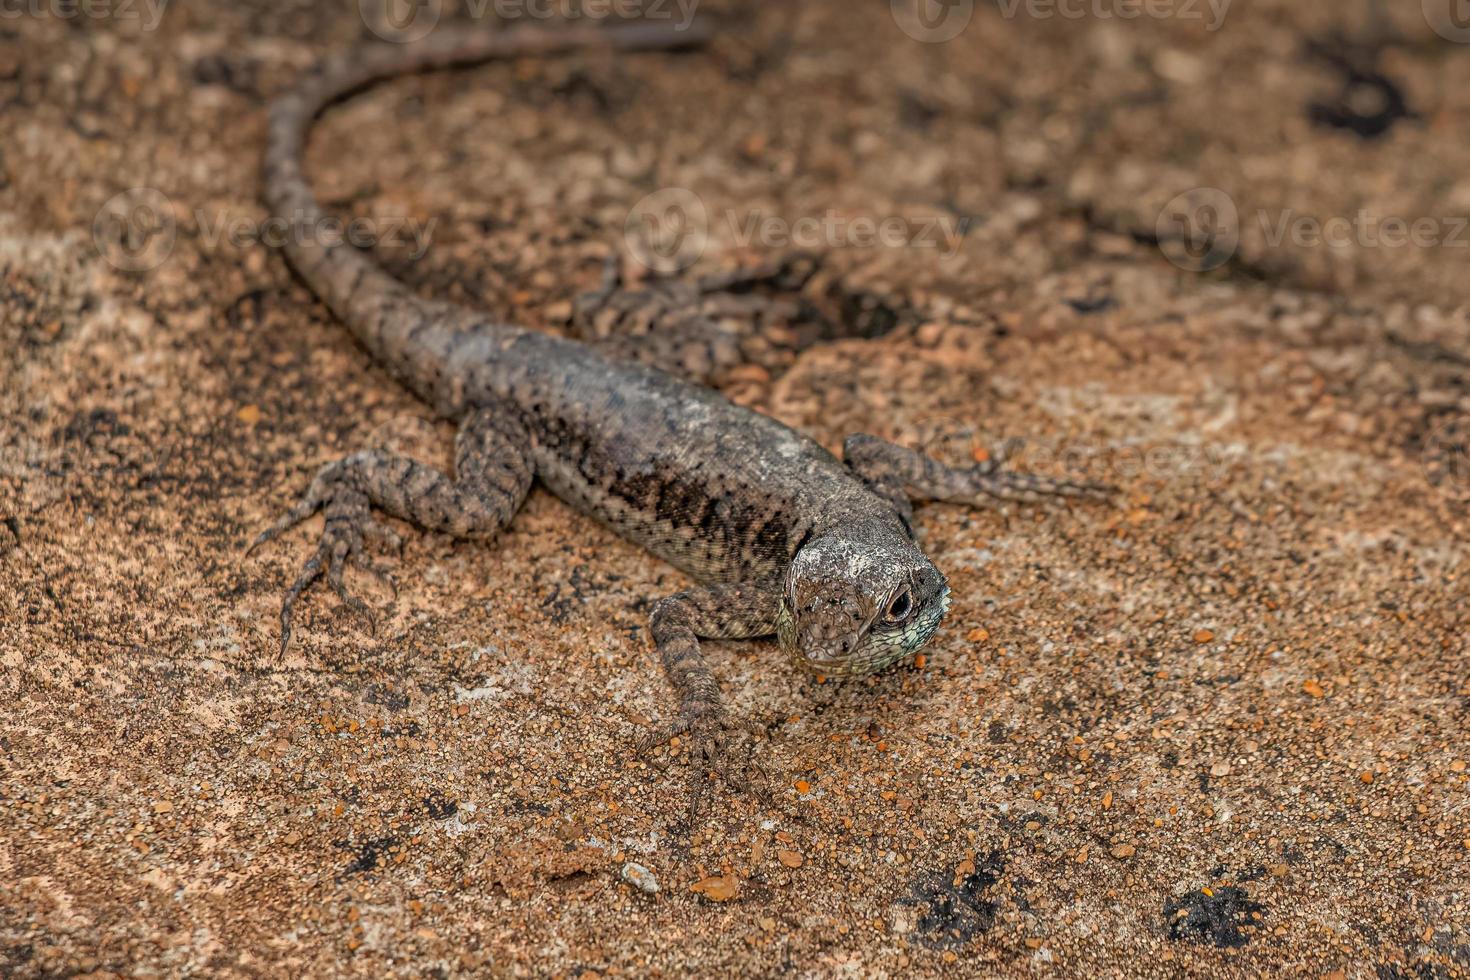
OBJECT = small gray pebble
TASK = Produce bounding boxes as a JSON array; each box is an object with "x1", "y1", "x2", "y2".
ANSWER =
[{"x1": 621, "y1": 862, "x2": 659, "y2": 894}]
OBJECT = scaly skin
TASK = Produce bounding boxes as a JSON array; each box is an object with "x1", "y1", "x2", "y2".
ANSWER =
[{"x1": 256, "y1": 20, "x2": 1110, "y2": 812}]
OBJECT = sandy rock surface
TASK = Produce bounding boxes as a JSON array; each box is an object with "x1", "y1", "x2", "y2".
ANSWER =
[{"x1": 3, "y1": 0, "x2": 1468, "y2": 976}]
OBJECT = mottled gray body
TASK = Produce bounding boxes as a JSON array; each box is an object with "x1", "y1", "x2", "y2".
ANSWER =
[
  {"x1": 255, "y1": 21, "x2": 1107, "y2": 811},
  {"x1": 455, "y1": 327, "x2": 878, "y2": 586}
]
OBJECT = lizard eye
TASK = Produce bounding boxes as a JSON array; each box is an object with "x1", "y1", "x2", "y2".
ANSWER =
[{"x1": 884, "y1": 589, "x2": 914, "y2": 623}]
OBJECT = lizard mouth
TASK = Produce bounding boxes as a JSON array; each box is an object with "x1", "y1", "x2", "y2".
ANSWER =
[{"x1": 800, "y1": 649, "x2": 914, "y2": 677}]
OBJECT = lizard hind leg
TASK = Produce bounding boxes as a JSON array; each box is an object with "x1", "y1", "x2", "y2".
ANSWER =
[
  {"x1": 843, "y1": 433, "x2": 1115, "y2": 511},
  {"x1": 250, "y1": 407, "x2": 534, "y2": 657}
]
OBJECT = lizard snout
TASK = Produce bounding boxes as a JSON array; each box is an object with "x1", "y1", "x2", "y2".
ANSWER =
[{"x1": 777, "y1": 581, "x2": 874, "y2": 675}]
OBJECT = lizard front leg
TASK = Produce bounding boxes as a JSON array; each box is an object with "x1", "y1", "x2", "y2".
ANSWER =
[
  {"x1": 640, "y1": 582, "x2": 780, "y2": 818},
  {"x1": 843, "y1": 433, "x2": 1113, "y2": 516},
  {"x1": 250, "y1": 407, "x2": 533, "y2": 655}
]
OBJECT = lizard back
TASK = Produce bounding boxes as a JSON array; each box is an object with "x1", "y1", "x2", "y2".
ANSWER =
[{"x1": 449, "y1": 326, "x2": 893, "y2": 585}]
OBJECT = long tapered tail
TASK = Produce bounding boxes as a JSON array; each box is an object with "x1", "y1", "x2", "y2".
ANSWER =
[{"x1": 263, "y1": 20, "x2": 710, "y2": 393}]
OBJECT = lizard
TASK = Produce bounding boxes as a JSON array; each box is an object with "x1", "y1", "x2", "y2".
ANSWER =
[{"x1": 253, "y1": 18, "x2": 1110, "y2": 806}]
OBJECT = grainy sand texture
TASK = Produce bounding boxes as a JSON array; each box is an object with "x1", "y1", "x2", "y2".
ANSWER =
[{"x1": 3, "y1": 0, "x2": 1468, "y2": 976}]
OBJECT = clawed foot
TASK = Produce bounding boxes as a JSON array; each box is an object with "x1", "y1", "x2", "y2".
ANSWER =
[
  {"x1": 636, "y1": 711, "x2": 772, "y2": 826},
  {"x1": 246, "y1": 460, "x2": 399, "y2": 657}
]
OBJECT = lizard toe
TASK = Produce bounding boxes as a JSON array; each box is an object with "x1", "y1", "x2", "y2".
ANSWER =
[
  {"x1": 277, "y1": 546, "x2": 326, "y2": 660},
  {"x1": 325, "y1": 519, "x2": 376, "y2": 635},
  {"x1": 246, "y1": 496, "x2": 324, "y2": 556},
  {"x1": 360, "y1": 515, "x2": 404, "y2": 555},
  {"x1": 679, "y1": 716, "x2": 773, "y2": 816},
  {"x1": 634, "y1": 718, "x2": 690, "y2": 765},
  {"x1": 263, "y1": 474, "x2": 390, "y2": 657}
]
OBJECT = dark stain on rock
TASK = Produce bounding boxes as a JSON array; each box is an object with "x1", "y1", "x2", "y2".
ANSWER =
[
  {"x1": 1307, "y1": 69, "x2": 1413, "y2": 139},
  {"x1": 827, "y1": 285, "x2": 907, "y2": 342},
  {"x1": 898, "y1": 90, "x2": 941, "y2": 131},
  {"x1": 505, "y1": 798, "x2": 554, "y2": 817},
  {"x1": 192, "y1": 54, "x2": 263, "y2": 98},
  {"x1": 896, "y1": 851, "x2": 1005, "y2": 950},
  {"x1": 1375, "y1": 964, "x2": 1444, "y2": 980},
  {"x1": 337, "y1": 835, "x2": 399, "y2": 877},
  {"x1": 542, "y1": 564, "x2": 597, "y2": 624},
  {"x1": 380, "y1": 721, "x2": 421, "y2": 739},
  {"x1": 424, "y1": 789, "x2": 457, "y2": 820},
  {"x1": 1164, "y1": 886, "x2": 1265, "y2": 948},
  {"x1": 1066, "y1": 294, "x2": 1117, "y2": 315},
  {"x1": 61, "y1": 407, "x2": 127, "y2": 443},
  {"x1": 547, "y1": 68, "x2": 616, "y2": 114},
  {"x1": 365, "y1": 684, "x2": 410, "y2": 711},
  {"x1": 1304, "y1": 36, "x2": 1415, "y2": 140}
]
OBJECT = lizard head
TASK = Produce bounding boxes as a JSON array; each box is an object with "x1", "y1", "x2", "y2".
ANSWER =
[{"x1": 775, "y1": 534, "x2": 951, "y2": 677}]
